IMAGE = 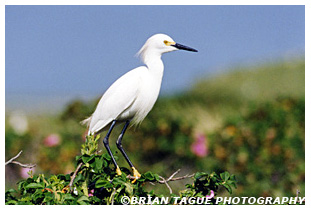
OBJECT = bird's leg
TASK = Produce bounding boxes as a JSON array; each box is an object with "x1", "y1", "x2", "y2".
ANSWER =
[
  {"x1": 116, "y1": 120, "x2": 141, "y2": 182},
  {"x1": 103, "y1": 120, "x2": 122, "y2": 176}
]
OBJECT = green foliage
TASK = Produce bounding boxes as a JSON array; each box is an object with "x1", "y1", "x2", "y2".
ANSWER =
[
  {"x1": 116, "y1": 97, "x2": 304, "y2": 198},
  {"x1": 5, "y1": 58, "x2": 305, "y2": 202},
  {"x1": 80, "y1": 134, "x2": 101, "y2": 156},
  {"x1": 5, "y1": 135, "x2": 237, "y2": 205},
  {"x1": 206, "y1": 97, "x2": 305, "y2": 197},
  {"x1": 186, "y1": 171, "x2": 236, "y2": 196}
]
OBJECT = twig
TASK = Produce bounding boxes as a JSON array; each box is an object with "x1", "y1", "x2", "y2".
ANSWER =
[
  {"x1": 158, "y1": 170, "x2": 195, "y2": 184},
  {"x1": 5, "y1": 150, "x2": 36, "y2": 168},
  {"x1": 126, "y1": 169, "x2": 195, "y2": 194},
  {"x1": 69, "y1": 162, "x2": 83, "y2": 191},
  {"x1": 5, "y1": 150, "x2": 23, "y2": 165},
  {"x1": 158, "y1": 169, "x2": 195, "y2": 194},
  {"x1": 167, "y1": 169, "x2": 181, "y2": 181},
  {"x1": 110, "y1": 188, "x2": 117, "y2": 205},
  {"x1": 158, "y1": 175, "x2": 173, "y2": 194},
  {"x1": 10, "y1": 161, "x2": 36, "y2": 168}
]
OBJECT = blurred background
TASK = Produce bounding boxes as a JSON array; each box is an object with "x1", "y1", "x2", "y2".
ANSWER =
[{"x1": 5, "y1": 5, "x2": 305, "y2": 198}]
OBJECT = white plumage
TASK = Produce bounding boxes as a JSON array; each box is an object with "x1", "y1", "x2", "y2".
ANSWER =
[
  {"x1": 84, "y1": 64, "x2": 163, "y2": 134},
  {"x1": 81, "y1": 33, "x2": 197, "y2": 179},
  {"x1": 83, "y1": 33, "x2": 198, "y2": 134}
]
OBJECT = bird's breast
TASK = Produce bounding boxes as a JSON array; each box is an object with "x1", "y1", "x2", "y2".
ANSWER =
[{"x1": 127, "y1": 69, "x2": 163, "y2": 125}]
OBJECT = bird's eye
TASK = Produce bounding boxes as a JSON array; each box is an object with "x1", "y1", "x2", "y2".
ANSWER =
[
  {"x1": 164, "y1": 40, "x2": 176, "y2": 46},
  {"x1": 164, "y1": 40, "x2": 170, "y2": 46}
]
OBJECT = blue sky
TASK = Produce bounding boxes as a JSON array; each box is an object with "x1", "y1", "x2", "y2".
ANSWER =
[{"x1": 5, "y1": 5, "x2": 305, "y2": 112}]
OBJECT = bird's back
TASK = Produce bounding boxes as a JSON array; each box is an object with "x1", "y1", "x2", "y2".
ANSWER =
[{"x1": 85, "y1": 66, "x2": 148, "y2": 134}]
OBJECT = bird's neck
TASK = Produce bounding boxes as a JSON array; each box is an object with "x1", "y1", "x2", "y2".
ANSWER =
[
  {"x1": 144, "y1": 51, "x2": 163, "y2": 68},
  {"x1": 145, "y1": 55, "x2": 164, "y2": 78}
]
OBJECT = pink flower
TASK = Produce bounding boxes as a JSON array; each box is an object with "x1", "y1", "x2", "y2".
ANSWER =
[
  {"x1": 198, "y1": 190, "x2": 215, "y2": 201},
  {"x1": 20, "y1": 167, "x2": 35, "y2": 179},
  {"x1": 43, "y1": 134, "x2": 61, "y2": 147},
  {"x1": 191, "y1": 134, "x2": 208, "y2": 157},
  {"x1": 88, "y1": 189, "x2": 94, "y2": 197},
  {"x1": 206, "y1": 190, "x2": 215, "y2": 199}
]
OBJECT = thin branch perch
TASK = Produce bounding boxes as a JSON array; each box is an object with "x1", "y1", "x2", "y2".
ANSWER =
[
  {"x1": 127, "y1": 169, "x2": 195, "y2": 194},
  {"x1": 5, "y1": 150, "x2": 36, "y2": 168},
  {"x1": 159, "y1": 177, "x2": 172, "y2": 194},
  {"x1": 158, "y1": 169, "x2": 195, "y2": 194}
]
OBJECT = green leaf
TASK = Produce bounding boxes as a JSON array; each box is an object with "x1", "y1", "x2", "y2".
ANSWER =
[
  {"x1": 211, "y1": 176, "x2": 218, "y2": 182},
  {"x1": 154, "y1": 173, "x2": 160, "y2": 182},
  {"x1": 82, "y1": 181, "x2": 89, "y2": 197},
  {"x1": 75, "y1": 155, "x2": 82, "y2": 162},
  {"x1": 81, "y1": 155, "x2": 95, "y2": 164},
  {"x1": 32, "y1": 189, "x2": 45, "y2": 203},
  {"x1": 231, "y1": 181, "x2": 237, "y2": 189},
  {"x1": 77, "y1": 195, "x2": 89, "y2": 205},
  {"x1": 17, "y1": 180, "x2": 26, "y2": 191},
  {"x1": 25, "y1": 183, "x2": 44, "y2": 189},
  {"x1": 6, "y1": 200, "x2": 18, "y2": 205},
  {"x1": 220, "y1": 171, "x2": 230, "y2": 181},
  {"x1": 222, "y1": 183, "x2": 232, "y2": 194},
  {"x1": 95, "y1": 179, "x2": 113, "y2": 189},
  {"x1": 102, "y1": 159, "x2": 108, "y2": 168},
  {"x1": 144, "y1": 171, "x2": 155, "y2": 181},
  {"x1": 73, "y1": 173, "x2": 85, "y2": 185},
  {"x1": 63, "y1": 194, "x2": 75, "y2": 201},
  {"x1": 6, "y1": 188, "x2": 17, "y2": 194},
  {"x1": 194, "y1": 172, "x2": 208, "y2": 179},
  {"x1": 95, "y1": 158, "x2": 104, "y2": 171},
  {"x1": 112, "y1": 177, "x2": 126, "y2": 186},
  {"x1": 42, "y1": 192, "x2": 55, "y2": 204},
  {"x1": 103, "y1": 153, "x2": 111, "y2": 161},
  {"x1": 78, "y1": 195, "x2": 89, "y2": 201}
]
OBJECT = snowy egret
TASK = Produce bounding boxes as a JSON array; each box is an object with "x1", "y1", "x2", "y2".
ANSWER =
[{"x1": 82, "y1": 33, "x2": 197, "y2": 180}]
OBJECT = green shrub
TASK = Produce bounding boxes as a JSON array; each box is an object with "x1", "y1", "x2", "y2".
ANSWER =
[{"x1": 5, "y1": 135, "x2": 237, "y2": 205}]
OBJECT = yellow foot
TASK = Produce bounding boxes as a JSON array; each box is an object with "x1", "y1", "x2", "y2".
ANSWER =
[
  {"x1": 131, "y1": 167, "x2": 141, "y2": 183},
  {"x1": 116, "y1": 166, "x2": 122, "y2": 176}
]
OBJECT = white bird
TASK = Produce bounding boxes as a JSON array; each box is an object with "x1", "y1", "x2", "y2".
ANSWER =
[{"x1": 82, "y1": 33, "x2": 197, "y2": 180}]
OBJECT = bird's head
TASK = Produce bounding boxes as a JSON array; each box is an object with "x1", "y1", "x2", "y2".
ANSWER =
[{"x1": 137, "y1": 33, "x2": 197, "y2": 64}]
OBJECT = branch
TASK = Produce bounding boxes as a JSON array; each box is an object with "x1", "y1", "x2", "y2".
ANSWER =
[
  {"x1": 158, "y1": 169, "x2": 195, "y2": 194},
  {"x1": 5, "y1": 150, "x2": 36, "y2": 169},
  {"x1": 127, "y1": 169, "x2": 195, "y2": 194},
  {"x1": 69, "y1": 162, "x2": 83, "y2": 191}
]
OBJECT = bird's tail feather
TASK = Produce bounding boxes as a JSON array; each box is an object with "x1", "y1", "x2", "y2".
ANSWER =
[
  {"x1": 81, "y1": 116, "x2": 92, "y2": 136},
  {"x1": 80, "y1": 116, "x2": 92, "y2": 127}
]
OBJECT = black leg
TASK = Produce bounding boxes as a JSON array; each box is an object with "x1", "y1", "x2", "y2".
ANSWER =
[
  {"x1": 103, "y1": 120, "x2": 121, "y2": 175},
  {"x1": 116, "y1": 120, "x2": 134, "y2": 167},
  {"x1": 116, "y1": 120, "x2": 141, "y2": 180}
]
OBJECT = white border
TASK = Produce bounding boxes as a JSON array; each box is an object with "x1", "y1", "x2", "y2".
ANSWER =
[{"x1": 2, "y1": 0, "x2": 309, "y2": 208}]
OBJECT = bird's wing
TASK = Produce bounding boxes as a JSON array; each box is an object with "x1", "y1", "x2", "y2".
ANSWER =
[{"x1": 87, "y1": 66, "x2": 147, "y2": 134}]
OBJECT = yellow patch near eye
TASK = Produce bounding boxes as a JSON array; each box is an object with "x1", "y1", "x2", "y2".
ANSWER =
[{"x1": 164, "y1": 40, "x2": 175, "y2": 46}]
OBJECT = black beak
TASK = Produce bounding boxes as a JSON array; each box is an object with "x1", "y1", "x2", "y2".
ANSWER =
[{"x1": 172, "y1": 43, "x2": 198, "y2": 52}]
